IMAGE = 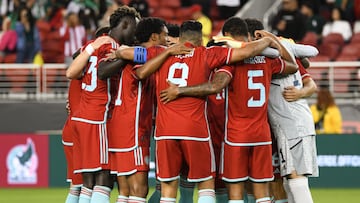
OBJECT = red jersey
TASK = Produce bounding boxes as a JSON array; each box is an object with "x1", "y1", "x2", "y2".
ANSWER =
[
  {"x1": 72, "y1": 40, "x2": 119, "y2": 123},
  {"x1": 219, "y1": 56, "x2": 285, "y2": 145},
  {"x1": 153, "y1": 44, "x2": 232, "y2": 140},
  {"x1": 108, "y1": 46, "x2": 164, "y2": 150},
  {"x1": 68, "y1": 79, "x2": 82, "y2": 117},
  {"x1": 207, "y1": 72, "x2": 225, "y2": 147}
]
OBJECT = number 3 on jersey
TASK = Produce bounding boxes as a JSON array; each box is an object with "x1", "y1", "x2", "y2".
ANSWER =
[
  {"x1": 82, "y1": 56, "x2": 98, "y2": 92},
  {"x1": 247, "y1": 70, "x2": 265, "y2": 107},
  {"x1": 167, "y1": 62, "x2": 189, "y2": 87}
]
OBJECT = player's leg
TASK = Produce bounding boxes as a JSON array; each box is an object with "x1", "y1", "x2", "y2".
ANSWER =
[
  {"x1": 91, "y1": 169, "x2": 113, "y2": 203},
  {"x1": 183, "y1": 139, "x2": 216, "y2": 203},
  {"x1": 270, "y1": 178, "x2": 287, "y2": 203},
  {"x1": 227, "y1": 182, "x2": 246, "y2": 203},
  {"x1": 63, "y1": 119, "x2": 82, "y2": 203},
  {"x1": 156, "y1": 139, "x2": 182, "y2": 202},
  {"x1": 127, "y1": 171, "x2": 148, "y2": 203},
  {"x1": 116, "y1": 175, "x2": 129, "y2": 203}
]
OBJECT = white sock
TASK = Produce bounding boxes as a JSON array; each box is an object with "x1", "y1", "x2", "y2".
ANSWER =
[
  {"x1": 160, "y1": 197, "x2": 176, "y2": 203},
  {"x1": 128, "y1": 196, "x2": 146, "y2": 203},
  {"x1": 116, "y1": 195, "x2": 128, "y2": 203},
  {"x1": 288, "y1": 177, "x2": 313, "y2": 203},
  {"x1": 90, "y1": 185, "x2": 111, "y2": 203},
  {"x1": 228, "y1": 200, "x2": 244, "y2": 203},
  {"x1": 256, "y1": 197, "x2": 271, "y2": 203},
  {"x1": 65, "y1": 186, "x2": 81, "y2": 203},
  {"x1": 283, "y1": 179, "x2": 294, "y2": 203},
  {"x1": 198, "y1": 189, "x2": 215, "y2": 203},
  {"x1": 79, "y1": 187, "x2": 92, "y2": 203}
]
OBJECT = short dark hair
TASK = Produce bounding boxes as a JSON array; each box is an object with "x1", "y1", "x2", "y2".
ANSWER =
[
  {"x1": 109, "y1": 5, "x2": 140, "y2": 30},
  {"x1": 180, "y1": 21, "x2": 203, "y2": 45},
  {"x1": 222, "y1": 17, "x2": 248, "y2": 37},
  {"x1": 167, "y1": 23, "x2": 180, "y2": 37},
  {"x1": 180, "y1": 20, "x2": 202, "y2": 35},
  {"x1": 244, "y1": 18, "x2": 264, "y2": 38},
  {"x1": 135, "y1": 17, "x2": 166, "y2": 43}
]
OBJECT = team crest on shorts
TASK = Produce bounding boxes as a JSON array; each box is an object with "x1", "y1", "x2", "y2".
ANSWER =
[{"x1": 6, "y1": 138, "x2": 39, "y2": 184}]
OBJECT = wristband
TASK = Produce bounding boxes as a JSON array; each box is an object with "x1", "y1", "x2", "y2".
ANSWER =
[
  {"x1": 133, "y1": 46, "x2": 147, "y2": 64},
  {"x1": 85, "y1": 44, "x2": 95, "y2": 55}
]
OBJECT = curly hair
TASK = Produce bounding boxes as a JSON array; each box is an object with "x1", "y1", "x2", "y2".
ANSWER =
[
  {"x1": 109, "y1": 5, "x2": 141, "y2": 30},
  {"x1": 135, "y1": 17, "x2": 166, "y2": 43},
  {"x1": 222, "y1": 17, "x2": 248, "y2": 37}
]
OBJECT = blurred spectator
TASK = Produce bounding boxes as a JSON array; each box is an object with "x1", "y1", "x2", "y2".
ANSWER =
[
  {"x1": 322, "y1": 6, "x2": 352, "y2": 42},
  {"x1": 45, "y1": 0, "x2": 66, "y2": 30},
  {"x1": 190, "y1": 4, "x2": 212, "y2": 45},
  {"x1": 216, "y1": 0, "x2": 241, "y2": 19},
  {"x1": 66, "y1": 0, "x2": 99, "y2": 40},
  {"x1": 129, "y1": 0, "x2": 149, "y2": 17},
  {"x1": 15, "y1": 6, "x2": 41, "y2": 63},
  {"x1": 166, "y1": 23, "x2": 180, "y2": 46},
  {"x1": 0, "y1": 17, "x2": 17, "y2": 59},
  {"x1": 98, "y1": 1, "x2": 120, "y2": 27},
  {"x1": 60, "y1": 12, "x2": 86, "y2": 66},
  {"x1": 310, "y1": 88, "x2": 343, "y2": 134},
  {"x1": 301, "y1": 1, "x2": 326, "y2": 36},
  {"x1": 271, "y1": 0, "x2": 307, "y2": 41},
  {"x1": 335, "y1": 0, "x2": 355, "y2": 22}
]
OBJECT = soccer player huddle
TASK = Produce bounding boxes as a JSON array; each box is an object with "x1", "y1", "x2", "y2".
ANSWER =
[{"x1": 62, "y1": 5, "x2": 319, "y2": 203}]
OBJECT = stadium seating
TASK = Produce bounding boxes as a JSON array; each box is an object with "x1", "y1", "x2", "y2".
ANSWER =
[
  {"x1": 301, "y1": 31, "x2": 319, "y2": 47},
  {"x1": 337, "y1": 45, "x2": 360, "y2": 60},
  {"x1": 322, "y1": 33, "x2": 345, "y2": 47},
  {"x1": 318, "y1": 43, "x2": 341, "y2": 61}
]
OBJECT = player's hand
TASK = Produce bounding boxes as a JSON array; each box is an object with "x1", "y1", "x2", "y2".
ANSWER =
[
  {"x1": 91, "y1": 36, "x2": 115, "y2": 49},
  {"x1": 104, "y1": 45, "x2": 130, "y2": 61},
  {"x1": 167, "y1": 43, "x2": 193, "y2": 56},
  {"x1": 283, "y1": 86, "x2": 302, "y2": 102},
  {"x1": 160, "y1": 80, "x2": 180, "y2": 104},
  {"x1": 213, "y1": 36, "x2": 245, "y2": 48}
]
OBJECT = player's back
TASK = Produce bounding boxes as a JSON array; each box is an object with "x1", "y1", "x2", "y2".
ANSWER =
[
  {"x1": 155, "y1": 45, "x2": 232, "y2": 140},
  {"x1": 225, "y1": 55, "x2": 284, "y2": 144}
]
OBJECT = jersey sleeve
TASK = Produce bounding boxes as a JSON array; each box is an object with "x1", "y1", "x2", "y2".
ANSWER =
[
  {"x1": 146, "y1": 45, "x2": 166, "y2": 60},
  {"x1": 97, "y1": 42, "x2": 118, "y2": 63},
  {"x1": 217, "y1": 65, "x2": 234, "y2": 79},
  {"x1": 206, "y1": 46, "x2": 233, "y2": 69},
  {"x1": 270, "y1": 57, "x2": 285, "y2": 74},
  {"x1": 297, "y1": 59, "x2": 311, "y2": 80}
]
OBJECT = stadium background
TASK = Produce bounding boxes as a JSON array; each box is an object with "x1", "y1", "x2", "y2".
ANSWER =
[{"x1": 0, "y1": 0, "x2": 360, "y2": 202}]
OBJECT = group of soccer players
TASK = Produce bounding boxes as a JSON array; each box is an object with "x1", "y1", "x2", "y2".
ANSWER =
[{"x1": 62, "y1": 4, "x2": 319, "y2": 203}]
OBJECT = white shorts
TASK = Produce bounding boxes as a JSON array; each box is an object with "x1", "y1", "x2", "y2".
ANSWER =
[{"x1": 277, "y1": 134, "x2": 319, "y2": 177}]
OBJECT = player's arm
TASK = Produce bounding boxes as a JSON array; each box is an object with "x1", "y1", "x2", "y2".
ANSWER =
[
  {"x1": 160, "y1": 71, "x2": 231, "y2": 104},
  {"x1": 228, "y1": 36, "x2": 277, "y2": 64},
  {"x1": 66, "y1": 36, "x2": 114, "y2": 79},
  {"x1": 97, "y1": 59, "x2": 128, "y2": 80},
  {"x1": 136, "y1": 43, "x2": 192, "y2": 79},
  {"x1": 280, "y1": 39, "x2": 319, "y2": 58},
  {"x1": 283, "y1": 76, "x2": 317, "y2": 102}
]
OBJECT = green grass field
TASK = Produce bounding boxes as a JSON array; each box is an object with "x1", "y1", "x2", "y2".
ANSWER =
[{"x1": 0, "y1": 187, "x2": 359, "y2": 203}]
